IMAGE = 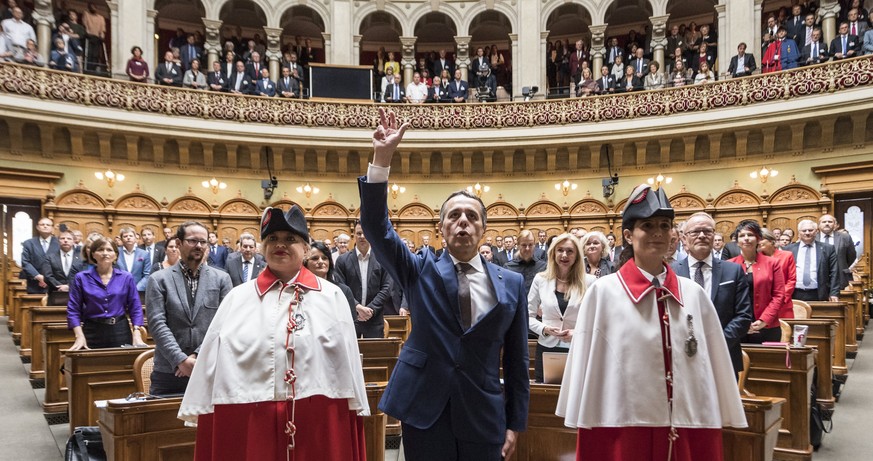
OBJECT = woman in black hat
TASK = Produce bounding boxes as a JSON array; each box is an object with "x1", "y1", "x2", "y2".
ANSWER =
[
  {"x1": 556, "y1": 184, "x2": 746, "y2": 461},
  {"x1": 179, "y1": 205, "x2": 369, "y2": 461}
]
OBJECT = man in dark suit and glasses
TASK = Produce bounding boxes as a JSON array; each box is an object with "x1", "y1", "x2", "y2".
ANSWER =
[
  {"x1": 785, "y1": 219, "x2": 840, "y2": 302},
  {"x1": 42, "y1": 230, "x2": 84, "y2": 297},
  {"x1": 225, "y1": 233, "x2": 265, "y2": 287},
  {"x1": 358, "y1": 108, "x2": 529, "y2": 461},
  {"x1": 139, "y1": 228, "x2": 165, "y2": 267},
  {"x1": 146, "y1": 221, "x2": 233, "y2": 396},
  {"x1": 818, "y1": 214, "x2": 856, "y2": 291},
  {"x1": 334, "y1": 221, "x2": 393, "y2": 338},
  {"x1": 672, "y1": 212, "x2": 753, "y2": 376}
]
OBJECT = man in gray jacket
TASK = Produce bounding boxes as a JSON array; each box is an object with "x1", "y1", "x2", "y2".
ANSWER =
[{"x1": 146, "y1": 221, "x2": 232, "y2": 396}]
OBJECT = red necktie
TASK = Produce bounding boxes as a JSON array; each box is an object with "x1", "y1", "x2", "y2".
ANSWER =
[{"x1": 852, "y1": 23, "x2": 857, "y2": 36}]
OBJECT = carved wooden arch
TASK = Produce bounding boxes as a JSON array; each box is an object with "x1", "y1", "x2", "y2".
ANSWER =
[
  {"x1": 568, "y1": 198, "x2": 608, "y2": 216},
  {"x1": 524, "y1": 200, "x2": 563, "y2": 217},
  {"x1": 168, "y1": 195, "x2": 212, "y2": 214},
  {"x1": 487, "y1": 201, "x2": 520, "y2": 218},
  {"x1": 310, "y1": 201, "x2": 352, "y2": 218},
  {"x1": 397, "y1": 202, "x2": 435, "y2": 219},
  {"x1": 767, "y1": 183, "x2": 821, "y2": 204},
  {"x1": 713, "y1": 188, "x2": 761, "y2": 208},
  {"x1": 219, "y1": 198, "x2": 261, "y2": 216},
  {"x1": 114, "y1": 192, "x2": 162, "y2": 213},
  {"x1": 768, "y1": 216, "x2": 792, "y2": 232},
  {"x1": 715, "y1": 220, "x2": 736, "y2": 236},
  {"x1": 55, "y1": 188, "x2": 107, "y2": 209},
  {"x1": 267, "y1": 199, "x2": 303, "y2": 212},
  {"x1": 669, "y1": 192, "x2": 707, "y2": 211}
]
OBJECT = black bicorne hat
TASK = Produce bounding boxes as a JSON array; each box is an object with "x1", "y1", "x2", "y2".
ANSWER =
[
  {"x1": 260, "y1": 205, "x2": 310, "y2": 242},
  {"x1": 621, "y1": 184, "x2": 674, "y2": 231}
]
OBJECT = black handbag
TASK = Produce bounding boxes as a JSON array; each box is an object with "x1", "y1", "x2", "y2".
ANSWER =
[
  {"x1": 64, "y1": 426, "x2": 107, "y2": 461},
  {"x1": 809, "y1": 369, "x2": 833, "y2": 450}
]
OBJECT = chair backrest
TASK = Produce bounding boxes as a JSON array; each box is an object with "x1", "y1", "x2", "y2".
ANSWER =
[
  {"x1": 133, "y1": 349, "x2": 155, "y2": 394},
  {"x1": 738, "y1": 350, "x2": 755, "y2": 397},
  {"x1": 792, "y1": 299, "x2": 812, "y2": 319},
  {"x1": 780, "y1": 319, "x2": 792, "y2": 343},
  {"x1": 383, "y1": 319, "x2": 390, "y2": 338}
]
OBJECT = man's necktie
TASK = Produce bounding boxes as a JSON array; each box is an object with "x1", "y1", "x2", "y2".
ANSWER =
[
  {"x1": 852, "y1": 23, "x2": 857, "y2": 36},
  {"x1": 456, "y1": 263, "x2": 473, "y2": 330},
  {"x1": 807, "y1": 28, "x2": 813, "y2": 45},
  {"x1": 825, "y1": 234, "x2": 831, "y2": 245},
  {"x1": 63, "y1": 253, "x2": 70, "y2": 276},
  {"x1": 803, "y1": 244, "x2": 813, "y2": 287},
  {"x1": 813, "y1": 44, "x2": 818, "y2": 59},
  {"x1": 394, "y1": 85, "x2": 399, "y2": 100},
  {"x1": 147, "y1": 246, "x2": 152, "y2": 263},
  {"x1": 41, "y1": 239, "x2": 48, "y2": 252},
  {"x1": 694, "y1": 261, "x2": 705, "y2": 287},
  {"x1": 243, "y1": 260, "x2": 250, "y2": 282},
  {"x1": 843, "y1": 37, "x2": 847, "y2": 55}
]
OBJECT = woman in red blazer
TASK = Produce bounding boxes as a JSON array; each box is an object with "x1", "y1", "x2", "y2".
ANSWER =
[
  {"x1": 759, "y1": 229, "x2": 797, "y2": 322},
  {"x1": 729, "y1": 220, "x2": 786, "y2": 343}
]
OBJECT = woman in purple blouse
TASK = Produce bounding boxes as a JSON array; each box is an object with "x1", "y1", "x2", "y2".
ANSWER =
[{"x1": 67, "y1": 237, "x2": 146, "y2": 350}]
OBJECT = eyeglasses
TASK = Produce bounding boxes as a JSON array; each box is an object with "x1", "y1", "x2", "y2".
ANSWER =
[
  {"x1": 686, "y1": 229, "x2": 714, "y2": 237},
  {"x1": 183, "y1": 238, "x2": 209, "y2": 247}
]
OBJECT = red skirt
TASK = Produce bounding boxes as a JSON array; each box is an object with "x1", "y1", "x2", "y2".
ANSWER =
[
  {"x1": 577, "y1": 427, "x2": 722, "y2": 461},
  {"x1": 195, "y1": 395, "x2": 366, "y2": 461}
]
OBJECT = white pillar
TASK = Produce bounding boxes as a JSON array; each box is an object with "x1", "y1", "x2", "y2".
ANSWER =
[
  {"x1": 400, "y1": 36, "x2": 417, "y2": 85},
  {"x1": 820, "y1": 0, "x2": 841, "y2": 44},
  {"x1": 714, "y1": 4, "x2": 727, "y2": 76},
  {"x1": 328, "y1": 0, "x2": 351, "y2": 64},
  {"x1": 454, "y1": 35, "x2": 471, "y2": 81},
  {"x1": 508, "y1": 33, "x2": 518, "y2": 98},
  {"x1": 203, "y1": 18, "x2": 223, "y2": 70},
  {"x1": 264, "y1": 26, "x2": 283, "y2": 79},
  {"x1": 32, "y1": 1, "x2": 53, "y2": 67},
  {"x1": 107, "y1": 0, "x2": 120, "y2": 78},
  {"x1": 753, "y1": 0, "x2": 764, "y2": 62},
  {"x1": 723, "y1": 0, "x2": 755, "y2": 77},
  {"x1": 649, "y1": 15, "x2": 670, "y2": 72},
  {"x1": 110, "y1": 0, "x2": 150, "y2": 80},
  {"x1": 589, "y1": 25, "x2": 607, "y2": 78},
  {"x1": 352, "y1": 34, "x2": 362, "y2": 66},
  {"x1": 321, "y1": 32, "x2": 332, "y2": 64},
  {"x1": 515, "y1": 0, "x2": 541, "y2": 99},
  {"x1": 146, "y1": 9, "x2": 157, "y2": 73}
]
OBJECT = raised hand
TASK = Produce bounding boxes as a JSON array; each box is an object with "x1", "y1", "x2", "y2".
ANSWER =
[{"x1": 372, "y1": 107, "x2": 410, "y2": 167}]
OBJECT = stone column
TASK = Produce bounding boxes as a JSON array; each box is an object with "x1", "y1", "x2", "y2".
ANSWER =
[
  {"x1": 321, "y1": 32, "x2": 332, "y2": 64},
  {"x1": 454, "y1": 35, "x2": 471, "y2": 81},
  {"x1": 203, "y1": 18, "x2": 223, "y2": 69},
  {"x1": 32, "y1": 1, "x2": 53, "y2": 67},
  {"x1": 714, "y1": 4, "x2": 727, "y2": 76},
  {"x1": 648, "y1": 15, "x2": 669, "y2": 72},
  {"x1": 146, "y1": 9, "x2": 157, "y2": 70},
  {"x1": 106, "y1": 0, "x2": 119, "y2": 76},
  {"x1": 540, "y1": 30, "x2": 551, "y2": 91},
  {"x1": 753, "y1": 0, "x2": 764, "y2": 59},
  {"x1": 263, "y1": 26, "x2": 283, "y2": 79},
  {"x1": 399, "y1": 36, "x2": 417, "y2": 85},
  {"x1": 589, "y1": 25, "x2": 608, "y2": 76},
  {"x1": 819, "y1": 0, "x2": 841, "y2": 44},
  {"x1": 352, "y1": 35, "x2": 362, "y2": 64},
  {"x1": 508, "y1": 33, "x2": 518, "y2": 98}
]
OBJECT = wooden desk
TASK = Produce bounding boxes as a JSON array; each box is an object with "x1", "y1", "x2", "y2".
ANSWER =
[
  {"x1": 43, "y1": 324, "x2": 74, "y2": 414},
  {"x1": 724, "y1": 397, "x2": 786, "y2": 461},
  {"x1": 809, "y1": 301, "x2": 855, "y2": 358},
  {"x1": 29, "y1": 307, "x2": 67, "y2": 380},
  {"x1": 849, "y1": 281, "x2": 865, "y2": 338},
  {"x1": 98, "y1": 398, "x2": 195, "y2": 461},
  {"x1": 384, "y1": 315, "x2": 411, "y2": 342},
  {"x1": 365, "y1": 382, "x2": 388, "y2": 461},
  {"x1": 515, "y1": 384, "x2": 577, "y2": 461},
  {"x1": 65, "y1": 347, "x2": 154, "y2": 432},
  {"x1": 4, "y1": 277, "x2": 24, "y2": 318},
  {"x1": 8, "y1": 283, "x2": 26, "y2": 333},
  {"x1": 358, "y1": 338, "x2": 401, "y2": 378},
  {"x1": 13, "y1": 292, "x2": 44, "y2": 346},
  {"x1": 743, "y1": 344, "x2": 815, "y2": 461},
  {"x1": 783, "y1": 319, "x2": 838, "y2": 409}
]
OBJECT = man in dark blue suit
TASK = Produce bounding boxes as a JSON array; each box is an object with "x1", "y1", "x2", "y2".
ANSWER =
[
  {"x1": 254, "y1": 67, "x2": 276, "y2": 97},
  {"x1": 672, "y1": 212, "x2": 752, "y2": 375},
  {"x1": 19, "y1": 217, "x2": 59, "y2": 294},
  {"x1": 179, "y1": 34, "x2": 202, "y2": 71},
  {"x1": 359, "y1": 109, "x2": 529, "y2": 460},
  {"x1": 117, "y1": 227, "x2": 152, "y2": 293},
  {"x1": 207, "y1": 231, "x2": 228, "y2": 270},
  {"x1": 447, "y1": 69, "x2": 468, "y2": 103},
  {"x1": 785, "y1": 219, "x2": 840, "y2": 302}
]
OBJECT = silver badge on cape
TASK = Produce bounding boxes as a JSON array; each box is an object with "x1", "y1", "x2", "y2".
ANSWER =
[{"x1": 685, "y1": 314, "x2": 698, "y2": 357}]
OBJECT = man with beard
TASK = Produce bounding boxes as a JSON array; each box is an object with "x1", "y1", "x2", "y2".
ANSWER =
[{"x1": 146, "y1": 221, "x2": 232, "y2": 396}]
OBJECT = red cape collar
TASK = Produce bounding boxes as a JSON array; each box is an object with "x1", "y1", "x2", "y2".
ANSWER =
[
  {"x1": 256, "y1": 266, "x2": 322, "y2": 297},
  {"x1": 617, "y1": 258, "x2": 684, "y2": 307}
]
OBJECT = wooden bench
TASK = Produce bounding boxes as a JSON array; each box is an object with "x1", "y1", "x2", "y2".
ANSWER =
[
  {"x1": 848, "y1": 281, "x2": 866, "y2": 338},
  {"x1": 742, "y1": 344, "x2": 815, "y2": 461},
  {"x1": 809, "y1": 301, "x2": 855, "y2": 358},
  {"x1": 3, "y1": 277, "x2": 24, "y2": 318},
  {"x1": 13, "y1": 292, "x2": 44, "y2": 346},
  {"x1": 515, "y1": 384, "x2": 785, "y2": 461},
  {"x1": 782, "y1": 319, "x2": 838, "y2": 409},
  {"x1": 384, "y1": 315, "x2": 411, "y2": 343},
  {"x1": 358, "y1": 338, "x2": 401, "y2": 378},
  {"x1": 65, "y1": 346, "x2": 154, "y2": 432},
  {"x1": 43, "y1": 324, "x2": 74, "y2": 415},
  {"x1": 7, "y1": 283, "x2": 26, "y2": 332},
  {"x1": 28, "y1": 306, "x2": 67, "y2": 380}
]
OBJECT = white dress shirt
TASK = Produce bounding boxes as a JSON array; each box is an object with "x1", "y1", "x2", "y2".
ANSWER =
[
  {"x1": 356, "y1": 248, "x2": 370, "y2": 304},
  {"x1": 122, "y1": 247, "x2": 136, "y2": 272},
  {"x1": 447, "y1": 253, "x2": 497, "y2": 327},
  {"x1": 406, "y1": 82, "x2": 428, "y2": 103},
  {"x1": 1, "y1": 18, "x2": 36, "y2": 49},
  {"x1": 795, "y1": 242, "x2": 819, "y2": 289},
  {"x1": 686, "y1": 254, "x2": 714, "y2": 296}
]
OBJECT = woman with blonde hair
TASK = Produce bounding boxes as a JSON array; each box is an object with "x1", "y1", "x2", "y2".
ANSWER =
[
  {"x1": 579, "y1": 231, "x2": 614, "y2": 278},
  {"x1": 528, "y1": 233, "x2": 595, "y2": 382}
]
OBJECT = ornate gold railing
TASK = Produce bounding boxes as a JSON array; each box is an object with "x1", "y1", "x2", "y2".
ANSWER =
[{"x1": 1, "y1": 58, "x2": 871, "y2": 130}]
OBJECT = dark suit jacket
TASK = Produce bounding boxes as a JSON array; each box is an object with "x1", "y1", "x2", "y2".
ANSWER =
[
  {"x1": 334, "y1": 249, "x2": 392, "y2": 335},
  {"x1": 447, "y1": 79, "x2": 468, "y2": 101},
  {"x1": 139, "y1": 243, "x2": 166, "y2": 267},
  {"x1": 470, "y1": 57, "x2": 490, "y2": 75},
  {"x1": 427, "y1": 85, "x2": 449, "y2": 103},
  {"x1": 383, "y1": 83, "x2": 406, "y2": 103},
  {"x1": 492, "y1": 249, "x2": 514, "y2": 267},
  {"x1": 801, "y1": 41, "x2": 829, "y2": 65},
  {"x1": 225, "y1": 252, "x2": 266, "y2": 287},
  {"x1": 228, "y1": 71, "x2": 254, "y2": 94},
  {"x1": 431, "y1": 59, "x2": 455, "y2": 80},
  {"x1": 255, "y1": 78, "x2": 276, "y2": 97},
  {"x1": 20, "y1": 236, "x2": 59, "y2": 293},
  {"x1": 785, "y1": 241, "x2": 839, "y2": 300},
  {"x1": 821, "y1": 231, "x2": 857, "y2": 290},
  {"x1": 155, "y1": 61, "x2": 182, "y2": 86},
  {"x1": 146, "y1": 263, "x2": 232, "y2": 375},
  {"x1": 42, "y1": 250, "x2": 84, "y2": 291},
  {"x1": 672, "y1": 257, "x2": 753, "y2": 372},
  {"x1": 179, "y1": 44, "x2": 202, "y2": 70},
  {"x1": 727, "y1": 53, "x2": 757, "y2": 77},
  {"x1": 358, "y1": 176, "x2": 529, "y2": 445},
  {"x1": 245, "y1": 61, "x2": 266, "y2": 80},
  {"x1": 616, "y1": 75, "x2": 643, "y2": 92},
  {"x1": 829, "y1": 34, "x2": 860, "y2": 59},
  {"x1": 722, "y1": 241, "x2": 741, "y2": 260},
  {"x1": 276, "y1": 76, "x2": 299, "y2": 98},
  {"x1": 596, "y1": 75, "x2": 616, "y2": 93},
  {"x1": 207, "y1": 71, "x2": 227, "y2": 91},
  {"x1": 207, "y1": 245, "x2": 228, "y2": 270},
  {"x1": 629, "y1": 57, "x2": 650, "y2": 77}
]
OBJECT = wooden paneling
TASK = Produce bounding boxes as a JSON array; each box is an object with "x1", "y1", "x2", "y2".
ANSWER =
[
  {"x1": 809, "y1": 301, "x2": 855, "y2": 358},
  {"x1": 29, "y1": 306, "x2": 67, "y2": 380},
  {"x1": 43, "y1": 324, "x2": 73, "y2": 414},
  {"x1": 783, "y1": 319, "x2": 837, "y2": 409}
]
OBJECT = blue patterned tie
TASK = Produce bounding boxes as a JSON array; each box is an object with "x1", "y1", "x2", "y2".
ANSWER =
[
  {"x1": 802, "y1": 244, "x2": 812, "y2": 287},
  {"x1": 243, "y1": 260, "x2": 250, "y2": 282}
]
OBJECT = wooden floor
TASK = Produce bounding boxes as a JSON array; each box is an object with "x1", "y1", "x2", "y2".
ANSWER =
[{"x1": 0, "y1": 315, "x2": 869, "y2": 461}]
